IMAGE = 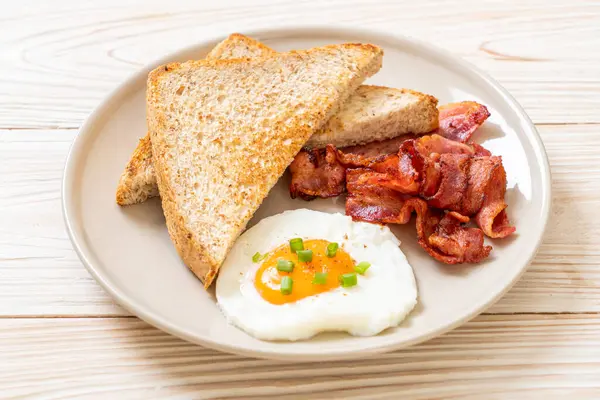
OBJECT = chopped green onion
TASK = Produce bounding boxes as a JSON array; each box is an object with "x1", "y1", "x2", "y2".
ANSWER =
[
  {"x1": 339, "y1": 272, "x2": 358, "y2": 288},
  {"x1": 252, "y1": 252, "x2": 265, "y2": 263},
  {"x1": 354, "y1": 261, "x2": 371, "y2": 275},
  {"x1": 312, "y1": 272, "x2": 328, "y2": 285},
  {"x1": 277, "y1": 259, "x2": 295, "y2": 272},
  {"x1": 289, "y1": 238, "x2": 304, "y2": 253},
  {"x1": 297, "y1": 249, "x2": 313, "y2": 262},
  {"x1": 326, "y1": 242, "x2": 339, "y2": 258},
  {"x1": 280, "y1": 276, "x2": 293, "y2": 295}
]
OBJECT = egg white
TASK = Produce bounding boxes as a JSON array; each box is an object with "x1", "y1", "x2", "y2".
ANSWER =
[{"x1": 216, "y1": 209, "x2": 418, "y2": 341}]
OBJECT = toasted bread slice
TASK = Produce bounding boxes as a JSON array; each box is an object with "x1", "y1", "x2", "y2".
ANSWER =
[
  {"x1": 148, "y1": 44, "x2": 383, "y2": 287},
  {"x1": 305, "y1": 86, "x2": 438, "y2": 148},
  {"x1": 116, "y1": 34, "x2": 439, "y2": 206},
  {"x1": 116, "y1": 34, "x2": 276, "y2": 206},
  {"x1": 116, "y1": 134, "x2": 159, "y2": 203}
]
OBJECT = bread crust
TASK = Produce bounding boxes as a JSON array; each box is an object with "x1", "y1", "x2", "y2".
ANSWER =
[{"x1": 115, "y1": 134, "x2": 159, "y2": 205}]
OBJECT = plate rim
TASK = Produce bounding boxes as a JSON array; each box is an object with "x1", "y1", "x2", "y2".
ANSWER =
[{"x1": 62, "y1": 25, "x2": 552, "y2": 361}]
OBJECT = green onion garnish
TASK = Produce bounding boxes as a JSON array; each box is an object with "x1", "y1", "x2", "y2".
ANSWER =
[
  {"x1": 312, "y1": 272, "x2": 328, "y2": 285},
  {"x1": 326, "y1": 242, "x2": 339, "y2": 258},
  {"x1": 354, "y1": 261, "x2": 371, "y2": 275},
  {"x1": 339, "y1": 273, "x2": 358, "y2": 288},
  {"x1": 280, "y1": 276, "x2": 293, "y2": 295},
  {"x1": 252, "y1": 252, "x2": 265, "y2": 263},
  {"x1": 297, "y1": 249, "x2": 313, "y2": 262},
  {"x1": 289, "y1": 238, "x2": 304, "y2": 253},
  {"x1": 277, "y1": 259, "x2": 295, "y2": 272}
]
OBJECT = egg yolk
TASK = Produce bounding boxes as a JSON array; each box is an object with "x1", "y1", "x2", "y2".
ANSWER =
[{"x1": 254, "y1": 239, "x2": 355, "y2": 305}]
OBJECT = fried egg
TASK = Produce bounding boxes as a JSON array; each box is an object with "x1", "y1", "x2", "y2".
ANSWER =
[{"x1": 216, "y1": 209, "x2": 417, "y2": 341}]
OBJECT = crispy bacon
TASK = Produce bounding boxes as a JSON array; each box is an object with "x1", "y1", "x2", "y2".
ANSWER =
[
  {"x1": 287, "y1": 100, "x2": 513, "y2": 264},
  {"x1": 415, "y1": 134, "x2": 477, "y2": 157},
  {"x1": 427, "y1": 153, "x2": 470, "y2": 210},
  {"x1": 473, "y1": 158, "x2": 516, "y2": 238},
  {"x1": 346, "y1": 169, "x2": 426, "y2": 224},
  {"x1": 289, "y1": 135, "x2": 421, "y2": 200},
  {"x1": 347, "y1": 169, "x2": 434, "y2": 260},
  {"x1": 420, "y1": 157, "x2": 441, "y2": 198},
  {"x1": 347, "y1": 169, "x2": 492, "y2": 264},
  {"x1": 339, "y1": 136, "x2": 480, "y2": 198},
  {"x1": 461, "y1": 157, "x2": 501, "y2": 215},
  {"x1": 341, "y1": 135, "x2": 412, "y2": 159},
  {"x1": 335, "y1": 136, "x2": 414, "y2": 168},
  {"x1": 337, "y1": 140, "x2": 424, "y2": 195},
  {"x1": 425, "y1": 211, "x2": 492, "y2": 264},
  {"x1": 422, "y1": 153, "x2": 515, "y2": 239},
  {"x1": 423, "y1": 153, "x2": 514, "y2": 239},
  {"x1": 363, "y1": 157, "x2": 420, "y2": 195},
  {"x1": 291, "y1": 133, "x2": 515, "y2": 238},
  {"x1": 289, "y1": 145, "x2": 345, "y2": 200},
  {"x1": 335, "y1": 149, "x2": 377, "y2": 168},
  {"x1": 436, "y1": 101, "x2": 491, "y2": 143},
  {"x1": 367, "y1": 141, "x2": 423, "y2": 195},
  {"x1": 473, "y1": 143, "x2": 492, "y2": 157}
]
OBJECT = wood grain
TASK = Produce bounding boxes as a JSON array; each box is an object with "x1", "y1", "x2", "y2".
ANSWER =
[
  {"x1": 3, "y1": 1, "x2": 600, "y2": 396},
  {"x1": 2, "y1": 0, "x2": 600, "y2": 128},
  {"x1": 1, "y1": 315, "x2": 599, "y2": 398},
  {"x1": 0, "y1": 125, "x2": 599, "y2": 316}
]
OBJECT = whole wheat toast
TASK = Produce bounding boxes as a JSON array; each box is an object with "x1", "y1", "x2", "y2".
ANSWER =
[
  {"x1": 116, "y1": 34, "x2": 276, "y2": 206},
  {"x1": 116, "y1": 34, "x2": 438, "y2": 206},
  {"x1": 307, "y1": 85, "x2": 437, "y2": 148},
  {"x1": 148, "y1": 43, "x2": 383, "y2": 287}
]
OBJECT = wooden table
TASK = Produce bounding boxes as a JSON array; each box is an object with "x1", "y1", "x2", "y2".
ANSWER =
[{"x1": 2, "y1": 1, "x2": 600, "y2": 398}]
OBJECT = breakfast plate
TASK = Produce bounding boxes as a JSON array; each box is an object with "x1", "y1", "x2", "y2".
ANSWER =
[{"x1": 63, "y1": 26, "x2": 551, "y2": 361}]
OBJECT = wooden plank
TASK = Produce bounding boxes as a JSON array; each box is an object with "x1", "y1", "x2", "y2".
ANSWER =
[
  {"x1": 1, "y1": 0, "x2": 600, "y2": 128},
  {"x1": 1, "y1": 315, "x2": 599, "y2": 398},
  {"x1": 0, "y1": 125, "x2": 599, "y2": 316}
]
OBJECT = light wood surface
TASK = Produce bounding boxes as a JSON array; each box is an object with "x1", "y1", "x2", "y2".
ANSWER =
[
  {"x1": 2, "y1": 315, "x2": 600, "y2": 399},
  {"x1": 2, "y1": 0, "x2": 600, "y2": 398}
]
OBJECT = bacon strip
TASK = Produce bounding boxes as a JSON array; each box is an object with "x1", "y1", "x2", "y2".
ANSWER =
[
  {"x1": 289, "y1": 145, "x2": 346, "y2": 200},
  {"x1": 335, "y1": 136, "x2": 414, "y2": 169},
  {"x1": 350, "y1": 135, "x2": 512, "y2": 238},
  {"x1": 473, "y1": 158, "x2": 516, "y2": 238},
  {"x1": 365, "y1": 141, "x2": 423, "y2": 195},
  {"x1": 288, "y1": 100, "x2": 513, "y2": 264},
  {"x1": 462, "y1": 157, "x2": 501, "y2": 215},
  {"x1": 339, "y1": 135, "x2": 490, "y2": 205},
  {"x1": 346, "y1": 169, "x2": 492, "y2": 264},
  {"x1": 436, "y1": 101, "x2": 491, "y2": 143},
  {"x1": 425, "y1": 211, "x2": 492, "y2": 264},
  {"x1": 340, "y1": 135, "x2": 412, "y2": 159},
  {"x1": 473, "y1": 143, "x2": 492, "y2": 157},
  {"x1": 293, "y1": 135, "x2": 512, "y2": 219},
  {"x1": 290, "y1": 137, "x2": 413, "y2": 200},
  {"x1": 292, "y1": 134, "x2": 514, "y2": 237},
  {"x1": 346, "y1": 169, "x2": 425, "y2": 224},
  {"x1": 426, "y1": 153, "x2": 470, "y2": 211},
  {"x1": 415, "y1": 134, "x2": 477, "y2": 157}
]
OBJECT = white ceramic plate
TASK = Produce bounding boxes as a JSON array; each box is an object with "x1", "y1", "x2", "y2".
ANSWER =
[{"x1": 63, "y1": 27, "x2": 551, "y2": 361}]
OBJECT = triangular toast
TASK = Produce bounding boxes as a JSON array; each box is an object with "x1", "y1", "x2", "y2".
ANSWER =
[{"x1": 147, "y1": 43, "x2": 383, "y2": 286}]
